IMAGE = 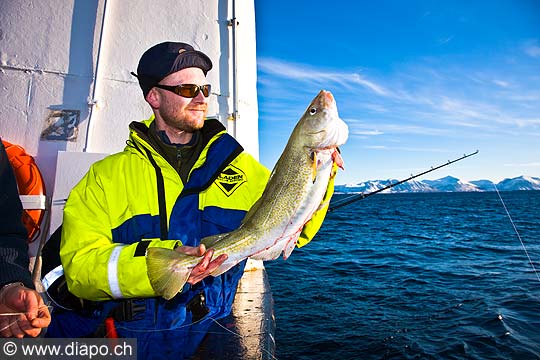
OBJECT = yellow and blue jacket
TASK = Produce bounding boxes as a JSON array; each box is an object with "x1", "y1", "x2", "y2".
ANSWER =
[
  {"x1": 60, "y1": 117, "x2": 268, "y2": 299},
  {"x1": 50, "y1": 116, "x2": 333, "y2": 354}
]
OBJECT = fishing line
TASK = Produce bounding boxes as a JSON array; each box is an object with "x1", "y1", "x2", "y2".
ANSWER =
[
  {"x1": 0, "y1": 304, "x2": 52, "y2": 332},
  {"x1": 115, "y1": 315, "x2": 272, "y2": 338},
  {"x1": 0, "y1": 304, "x2": 52, "y2": 317},
  {"x1": 114, "y1": 315, "x2": 209, "y2": 333},
  {"x1": 115, "y1": 315, "x2": 278, "y2": 359},
  {"x1": 208, "y1": 317, "x2": 278, "y2": 360},
  {"x1": 494, "y1": 185, "x2": 540, "y2": 283}
]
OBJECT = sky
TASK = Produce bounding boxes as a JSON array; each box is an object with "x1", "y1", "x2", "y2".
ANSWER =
[{"x1": 253, "y1": 0, "x2": 540, "y2": 185}]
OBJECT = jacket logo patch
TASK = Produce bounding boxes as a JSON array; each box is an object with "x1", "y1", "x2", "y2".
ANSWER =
[{"x1": 216, "y1": 165, "x2": 246, "y2": 196}]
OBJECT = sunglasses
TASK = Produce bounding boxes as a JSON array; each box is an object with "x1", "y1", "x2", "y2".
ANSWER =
[{"x1": 154, "y1": 83, "x2": 211, "y2": 98}]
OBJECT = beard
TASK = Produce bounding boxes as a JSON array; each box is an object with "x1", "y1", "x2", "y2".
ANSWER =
[{"x1": 160, "y1": 104, "x2": 207, "y2": 133}]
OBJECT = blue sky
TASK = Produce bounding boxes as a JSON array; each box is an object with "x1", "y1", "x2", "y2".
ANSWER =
[{"x1": 254, "y1": 1, "x2": 540, "y2": 185}]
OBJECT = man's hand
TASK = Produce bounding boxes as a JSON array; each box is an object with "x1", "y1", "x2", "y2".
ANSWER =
[
  {"x1": 175, "y1": 244, "x2": 228, "y2": 285},
  {"x1": 0, "y1": 283, "x2": 51, "y2": 338}
]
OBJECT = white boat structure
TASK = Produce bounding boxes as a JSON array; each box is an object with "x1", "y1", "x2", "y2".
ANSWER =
[{"x1": 0, "y1": 0, "x2": 275, "y2": 357}]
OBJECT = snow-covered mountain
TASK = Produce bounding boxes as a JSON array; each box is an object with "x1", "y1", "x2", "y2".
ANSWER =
[
  {"x1": 336, "y1": 176, "x2": 540, "y2": 194},
  {"x1": 470, "y1": 179, "x2": 495, "y2": 191},
  {"x1": 423, "y1": 176, "x2": 480, "y2": 192},
  {"x1": 342, "y1": 179, "x2": 434, "y2": 193},
  {"x1": 497, "y1": 176, "x2": 540, "y2": 191}
]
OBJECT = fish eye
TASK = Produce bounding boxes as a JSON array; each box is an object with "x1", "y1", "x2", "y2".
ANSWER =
[{"x1": 309, "y1": 107, "x2": 317, "y2": 115}]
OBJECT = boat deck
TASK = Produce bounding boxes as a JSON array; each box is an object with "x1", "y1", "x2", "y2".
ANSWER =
[{"x1": 192, "y1": 264, "x2": 276, "y2": 359}]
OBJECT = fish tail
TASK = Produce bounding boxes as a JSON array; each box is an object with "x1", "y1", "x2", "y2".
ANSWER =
[{"x1": 146, "y1": 247, "x2": 191, "y2": 300}]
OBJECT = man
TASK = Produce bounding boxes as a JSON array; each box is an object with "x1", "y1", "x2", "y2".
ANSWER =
[
  {"x1": 46, "y1": 42, "x2": 331, "y2": 358},
  {"x1": 0, "y1": 140, "x2": 51, "y2": 338}
]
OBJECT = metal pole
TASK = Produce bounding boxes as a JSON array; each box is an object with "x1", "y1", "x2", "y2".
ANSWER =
[
  {"x1": 228, "y1": 0, "x2": 239, "y2": 137},
  {"x1": 84, "y1": 0, "x2": 109, "y2": 152}
]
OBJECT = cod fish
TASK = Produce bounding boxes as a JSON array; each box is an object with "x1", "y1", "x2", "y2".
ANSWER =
[{"x1": 146, "y1": 90, "x2": 349, "y2": 299}]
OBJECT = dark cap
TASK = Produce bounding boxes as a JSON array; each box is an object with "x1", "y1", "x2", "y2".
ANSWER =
[{"x1": 132, "y1": 41, "x2": 213, "y2": 97}]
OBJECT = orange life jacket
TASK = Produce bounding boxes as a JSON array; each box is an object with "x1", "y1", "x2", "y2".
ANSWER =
[{"x1": 2, "y1": 140, "x2": 46, "y2": 242}]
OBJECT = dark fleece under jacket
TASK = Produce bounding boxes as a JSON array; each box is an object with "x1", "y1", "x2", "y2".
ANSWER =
[{"x1": 0, "y1": 139, "x2": 33, "y2": 289}]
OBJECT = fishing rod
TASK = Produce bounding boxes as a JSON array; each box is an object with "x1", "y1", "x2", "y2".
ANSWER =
[{"x1": 329, "y1": 150, "x2": 479, "y2": 212}]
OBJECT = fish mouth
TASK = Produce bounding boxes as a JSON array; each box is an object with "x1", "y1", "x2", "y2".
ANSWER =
[
  {"x1": 312, "y1": 90, "x2": 336, "y2": 111},
  {"x1": 320, "y1": 90, "x2": 335, "y2": 109}
]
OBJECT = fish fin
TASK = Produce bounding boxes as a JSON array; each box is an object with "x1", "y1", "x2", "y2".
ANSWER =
[
  {"x1": 311, "y1": 151, "x2": 317, "y2": 183},
  {"x1": 210, "y1": 259, "x2": 240, "y2": 277},
  {"x1": 282, "y1": 231, "x2": 301, "y2": 260},
  {"x1": 250, "y1": 242, "x2": 285, "y2": 261},
  {"x1": 332, "y1": 148, "x2": 345, "y2": 170},
  {"x1": 251, "y1": 231, "x2": 301, "y2": 261},
  {"x1": 146, "y1": 247, "x2": 191, "y2": 300}
]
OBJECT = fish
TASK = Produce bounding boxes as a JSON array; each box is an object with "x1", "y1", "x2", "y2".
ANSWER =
[{"x1": 146, "y1": 90, "x2": 349, "y2": 299}]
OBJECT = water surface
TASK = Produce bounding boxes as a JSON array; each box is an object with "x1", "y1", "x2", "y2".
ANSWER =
[{"x1": 266, "y1": 191, "x2": 540, "y2": 359}]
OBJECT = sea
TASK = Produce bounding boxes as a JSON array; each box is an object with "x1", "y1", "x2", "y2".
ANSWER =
[{"x1": 265, "y1": 191, "x2": 540, "y2": 360}]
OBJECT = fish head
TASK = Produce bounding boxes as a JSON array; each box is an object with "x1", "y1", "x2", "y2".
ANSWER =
[{"x1": 296, "y1": 90, "x2": 349, "y2": 150}]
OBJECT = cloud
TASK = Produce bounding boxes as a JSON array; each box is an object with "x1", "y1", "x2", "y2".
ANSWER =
[
  {"x1": 346, "y1": 119, "x2": 450, "y2": 137},
  {"x1": 362, "y1": 103, "x2": 390, "y2": 113},
  {"x1": 503, "y1": 162, "x2": 540, "y2": 167},
  {"x1": 437, "y1": 36, "x2": 454, "y2": 45},
  {"x1": 348, "y1": 73, "x2": 388, "y2": 95},
  {"x1": 524, "y1": 40, "x2": 540, "y2": 58},
  {"x1": 257, "y1": 58, "x2": 389, "y2": 96},
  {"x1": 438, "y1": 97, "x2": 484, "y2": 119},
  {"x1": 258, "y1": 49, "x2": 540, "y2": 142},
  {"x1": 364, "y1": 145, "x2": 448, "y2": 153},
  {"x1": 365, "y1": 145, "x2": 387, "y2": 149},
  {"x1": 375, "y1": 65, "x2": 540, "y2": 134},
  {"x1": 353, "y1": 130, "x2": 384, "y2": 136},
  {"x1": 492, "y1": 79, "x2": 510, "y2": 88}
]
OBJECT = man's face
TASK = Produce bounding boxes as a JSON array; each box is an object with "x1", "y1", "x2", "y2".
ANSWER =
[{"x1": 153, "y1": 67, "x2": 209, "y2": 135}]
